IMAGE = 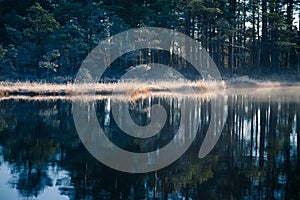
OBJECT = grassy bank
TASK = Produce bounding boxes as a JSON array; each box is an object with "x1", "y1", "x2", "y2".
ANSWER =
[
  {"x1": 0, "y1": 80, "x2": 225, "y2": 96},
  {"x1": 0, "y1": 77, "x2": 299, "y2": 101}
]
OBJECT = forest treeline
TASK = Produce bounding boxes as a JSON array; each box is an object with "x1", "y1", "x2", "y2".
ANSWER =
[{"x1": 0, "y1": 0, "x2": 299, "y2": 81}]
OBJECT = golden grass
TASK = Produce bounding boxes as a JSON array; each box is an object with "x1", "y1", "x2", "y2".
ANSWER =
[
  {"x1": 0, "y1": 80, "x2": 225, "y2": 96},
  {"x1": 0, "y1": 80, "x2": 226, "y2": 103},
  {"x1": 1, "y1": 79, "x2": 299, "y2": 102}
]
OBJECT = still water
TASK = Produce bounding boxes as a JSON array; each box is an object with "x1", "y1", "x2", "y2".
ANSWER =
[{"x1": 0, "y1": 89, "x2": 300, "y2": 199}]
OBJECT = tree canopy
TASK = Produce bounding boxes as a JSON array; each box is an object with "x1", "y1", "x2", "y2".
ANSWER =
[{"x1": 0, "y1": 0, "x2": 299, "y2": 81}]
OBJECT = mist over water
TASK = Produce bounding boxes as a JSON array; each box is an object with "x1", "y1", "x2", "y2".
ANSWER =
[{"x1": 1, "y1": 77, "x2": 299, "y2": 101}]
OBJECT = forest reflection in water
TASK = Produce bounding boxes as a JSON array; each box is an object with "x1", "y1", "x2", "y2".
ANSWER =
[{"x1": 0, "y1": 89, "x2": 299, "y2": 199}]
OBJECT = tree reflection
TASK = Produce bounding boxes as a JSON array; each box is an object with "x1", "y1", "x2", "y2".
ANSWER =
[{"x1": 0, "y1": 94, "x2": 299, "y2": 199}]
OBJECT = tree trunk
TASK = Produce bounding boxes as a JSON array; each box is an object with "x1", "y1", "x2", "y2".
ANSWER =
[
  {"x1": 261, "y1": 0, "x2": 269, "y2": 69},
  {"x1": 252, "y1": 0, "x2": 256, "y2": 69},
  {"x1": 270, "y1": 0, "x2": 280, "y2": 71}
]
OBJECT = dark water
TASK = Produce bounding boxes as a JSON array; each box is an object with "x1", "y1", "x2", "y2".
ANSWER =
[{"x1": 0, "y1": 93, "x2": 300, "y2": 200}]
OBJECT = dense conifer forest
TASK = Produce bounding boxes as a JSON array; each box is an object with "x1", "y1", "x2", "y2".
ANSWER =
[{"x1": 0, "y1": 0, "x2": 299, "y2": 81}]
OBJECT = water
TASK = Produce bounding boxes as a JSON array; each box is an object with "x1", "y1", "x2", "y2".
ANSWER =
[{"x1": 0, "y1": 90, "x2": 300, "y2": 199}]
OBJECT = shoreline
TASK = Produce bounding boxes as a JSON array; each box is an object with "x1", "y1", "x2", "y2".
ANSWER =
[{"x1": 0, "y1": 75, "x2": 299, "y2": 101}]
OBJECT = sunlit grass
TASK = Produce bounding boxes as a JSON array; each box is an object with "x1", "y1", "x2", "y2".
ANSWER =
[
  {"x1": 0, "y1": 80, "x2": 225, "y2": 96},
  {"x1": 0, "y1": 79, "x2": 299, "y2": 102}
]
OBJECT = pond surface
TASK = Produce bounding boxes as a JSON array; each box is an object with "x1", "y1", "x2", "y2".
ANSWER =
[{"x1": 0, "y1": 89, "x2": 300, "y2": 199}]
